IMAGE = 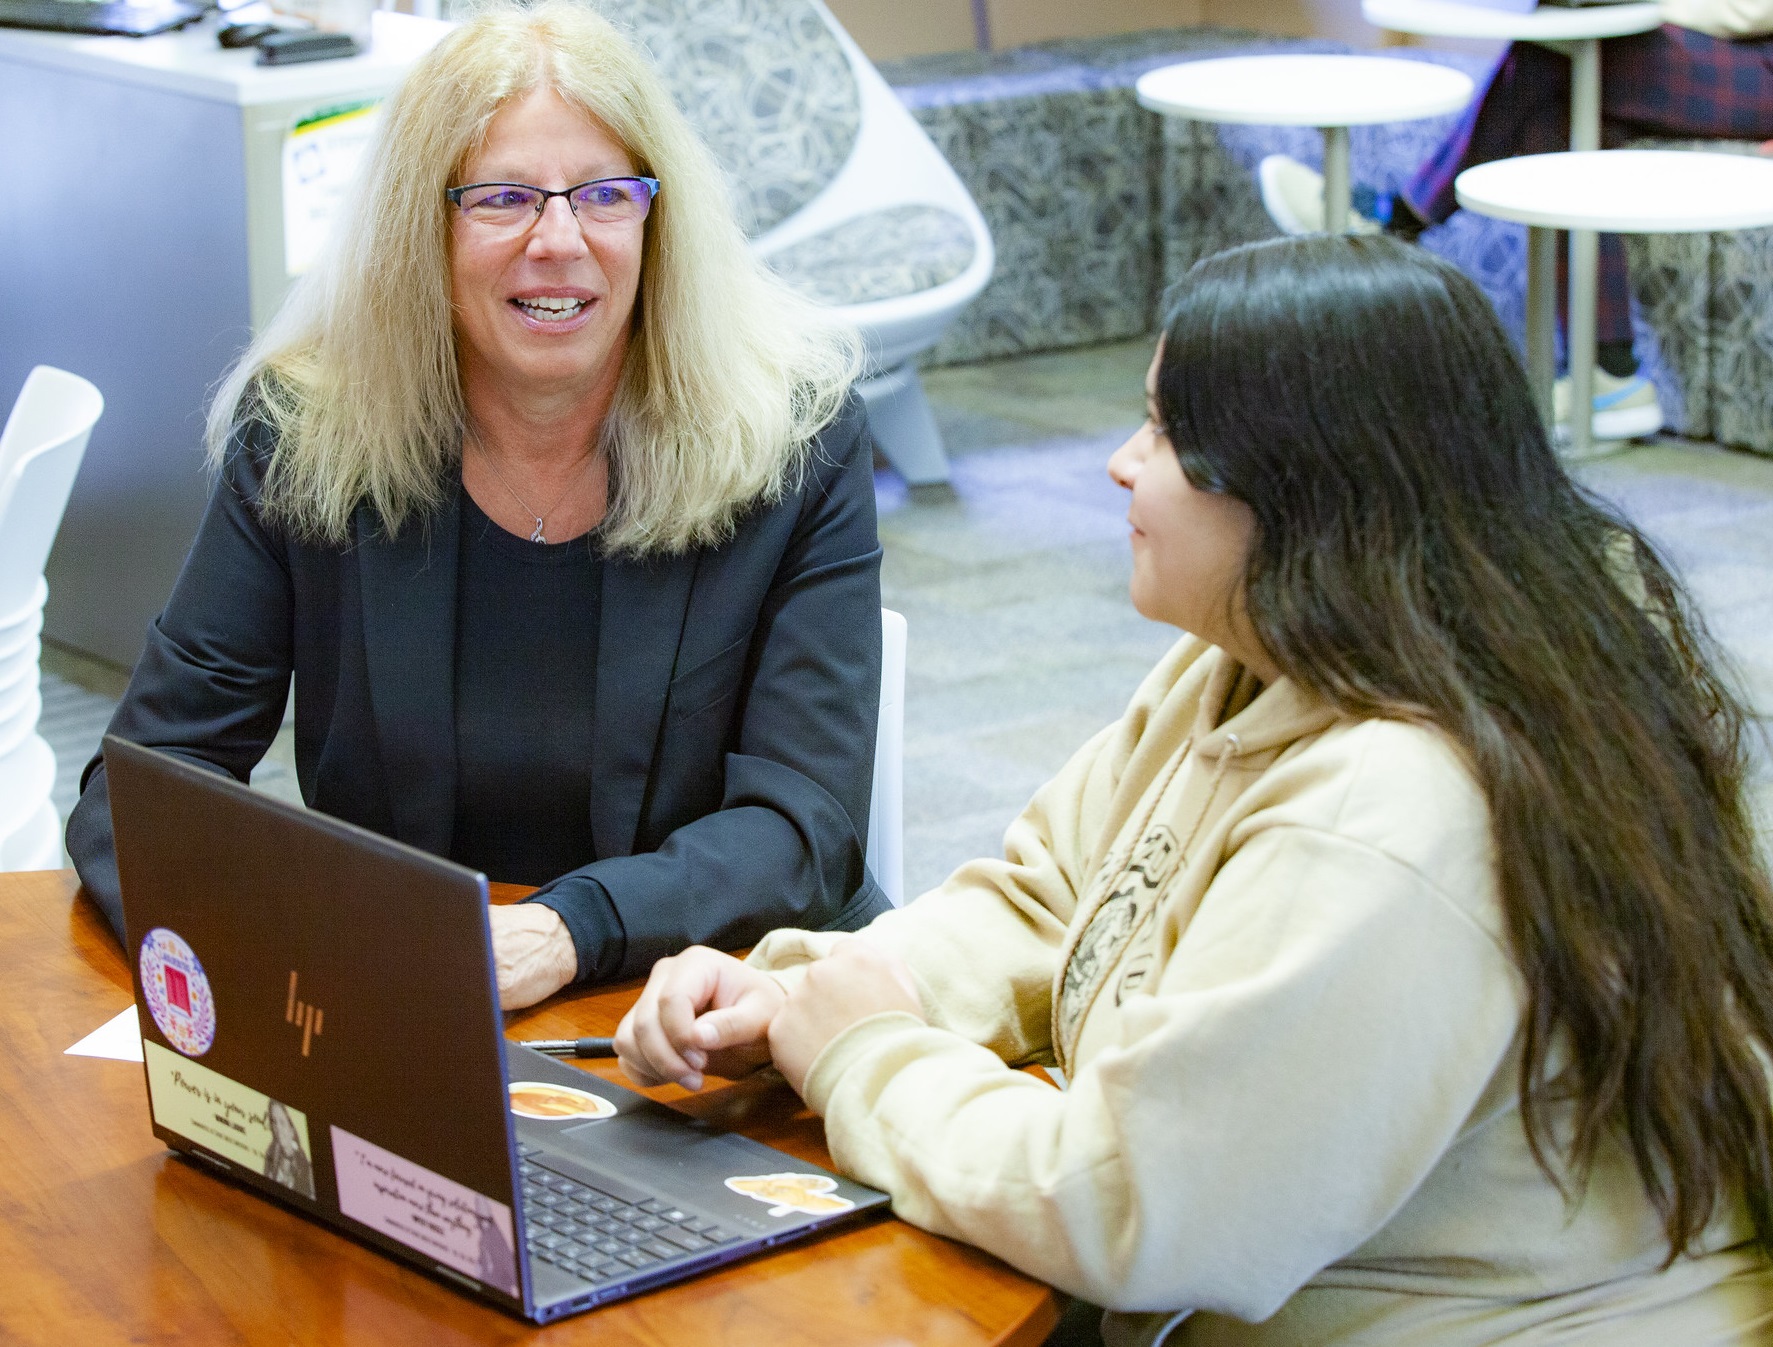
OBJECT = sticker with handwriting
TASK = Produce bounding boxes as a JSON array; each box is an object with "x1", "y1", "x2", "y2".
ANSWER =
[
  {"x1": 331, "y1": 1126, "x2": 518, "y2": 1296},
  {"x1": 143, "y1": 1041, "x2": 315, "y2": 1199}
]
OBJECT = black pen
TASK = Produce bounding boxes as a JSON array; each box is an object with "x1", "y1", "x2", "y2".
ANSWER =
[{"x1": 515, "y1": 1036, "x2": 618, "y2": 1058}]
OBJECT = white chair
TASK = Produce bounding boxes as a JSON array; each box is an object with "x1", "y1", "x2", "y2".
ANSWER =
[
  {"x1": 608, "y1": 0, "x2": 994, "y2": 486},
  {"x1": 0, "y1": 606, "x2": 45, "y2": 732},
  {"x1": 865, "y1": 608, "x2": 906, "y2": 908},
  {"x1": 754, "y1": 5, "x2": 993, "y2": 486},
  {"x1": 0, "y1": 365, "x2": 104, "y2": 870}
]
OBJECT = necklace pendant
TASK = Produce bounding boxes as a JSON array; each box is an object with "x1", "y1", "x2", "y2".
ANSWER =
[{"x1": 530, "y1": 517, "x2": 546, "y2": 544}]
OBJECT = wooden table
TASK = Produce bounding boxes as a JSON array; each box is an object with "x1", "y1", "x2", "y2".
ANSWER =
[{"x1": 1, "y1": 869, "x2": 1059, "y2": 1346}]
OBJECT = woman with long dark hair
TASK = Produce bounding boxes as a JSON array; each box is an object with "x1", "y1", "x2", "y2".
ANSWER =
[{"x1": 614, "y1": 235, "x2": 1773, "y2": 1344}]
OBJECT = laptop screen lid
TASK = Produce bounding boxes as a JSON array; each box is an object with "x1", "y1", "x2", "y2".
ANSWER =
[{"x1": 104, "y1": 735, "x2": 528, "y2": 1314}]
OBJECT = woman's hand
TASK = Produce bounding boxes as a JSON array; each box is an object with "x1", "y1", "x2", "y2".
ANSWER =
[
  {"x1": 615, "y1": 946, "x2": 786, "y2": 1091},
  {"x1": 489, "y1": 903, "x2": 579, "y2": 1010},
  {"x1": 769, "y1": 939, "x2": 924, "y2": 1099}
]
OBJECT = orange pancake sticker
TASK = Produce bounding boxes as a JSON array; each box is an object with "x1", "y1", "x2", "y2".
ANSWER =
[
  {"x1": 507, "y1": 1081, "x2": 617, "y2": 1121},
  {"x1": 724, "y1": 1172, "x2": 855, "y2": 1218}
]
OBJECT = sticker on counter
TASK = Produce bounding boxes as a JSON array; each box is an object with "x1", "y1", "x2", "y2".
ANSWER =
[
  {"x1": 331, "y1": 1126, "x2": 518, "y2": 1296},
  {"x1": 725, "y1": 1173, "x2": 855, "y2": 1218},
  {"x1": 282, "y1": 99, "x2": 384, "y2": 276},
  {"x1": 144, "y1": 1041, "x2": 316, "y2": 1199},
  {"x1": 508, "y1": 1081, "x2": 617, "y2": 1121},
  {"x1": 138, "y1": 927, "x2": 216, "y2": 1057}
]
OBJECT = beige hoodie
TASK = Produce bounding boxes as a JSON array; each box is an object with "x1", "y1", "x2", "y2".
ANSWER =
[
  {"x1": 749, "y1": 638, "x2": 1773, "y2": 1346},
  {"x1": 1661, "y1": 0, "x2": 1773, "y2": 39}
]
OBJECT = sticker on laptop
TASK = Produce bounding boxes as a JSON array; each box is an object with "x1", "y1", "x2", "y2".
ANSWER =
[
  {"x1": 507, "y1": 1081, "x2": 617, "y2": 1121},
  {"x1": 331, "y1": 1126, "x2": 518, "y2": 1297},
  {"x1": 143, "y1": 1041, "x2": 317, "y2": 1199},
  {"x1": 725, "y1": 1172, "x2": 855, "y2": 1218},
  {"x1": 138, "y1": 927, "x2": 216, "y2": 1057}
]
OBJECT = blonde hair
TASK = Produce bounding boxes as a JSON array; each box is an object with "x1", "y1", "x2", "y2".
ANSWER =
[{"x1": 209, "y1": 1, "x2": 862, "y2": 553}]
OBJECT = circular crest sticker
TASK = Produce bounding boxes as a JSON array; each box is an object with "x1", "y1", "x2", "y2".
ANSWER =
[{"x1": 138, "y1": 927, "x2": 216, "y2": 1057}]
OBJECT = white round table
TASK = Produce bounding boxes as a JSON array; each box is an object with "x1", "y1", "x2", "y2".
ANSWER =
[
  {"x1": 1365, "y1": 1, "x2": 1664, "y2": 455},
  {"x1": 1135, "y1": 54, "x2": 1474, "y2": 232},
  {"x1": 1363, "y1": 0, "x2": 1661, "y2": 44},
  {"x1": 1457, "y1": 150, "x2": 1773, "y2": 454}
]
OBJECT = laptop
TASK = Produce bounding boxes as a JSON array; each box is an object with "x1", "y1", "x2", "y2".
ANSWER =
[
  {"x1": 0, "y1": 0, "x2": 206, "y2": 37},
  {"x1": 103, "y1": 735, "x2": 889, "y2": 1323}
]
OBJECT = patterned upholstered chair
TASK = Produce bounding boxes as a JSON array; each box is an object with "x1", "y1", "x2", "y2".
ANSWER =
[{"x1": 606, "y1": 0, "x2": 994, "y2": 484}]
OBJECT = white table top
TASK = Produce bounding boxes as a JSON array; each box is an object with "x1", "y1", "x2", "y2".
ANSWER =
[
  {"x1": 0, "y1": 8, "x2": 451, "y2": 105},
  {"x1": 1456, "y1": 149, "x2": 1773, "y2": 230},
  {"x1": 1363, "y1": 0, "x2": 1661, "y2": 42},
  {"x1": 1135, "y1": 54, "x2": 1474, "y2": 128}
]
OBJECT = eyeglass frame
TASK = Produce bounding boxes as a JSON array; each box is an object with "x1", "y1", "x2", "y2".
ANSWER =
[{"x1": 444, "y1": 176, "x2": 663, "y2": 228}]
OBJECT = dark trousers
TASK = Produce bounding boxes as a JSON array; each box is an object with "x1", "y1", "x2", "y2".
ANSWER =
[
  {"x1": 1402, "y1": 26, "x2": 1773, "y2": 346},
  {"x1": 1044, "y1": 1297, "x2": 1107, "y2": 1347}
]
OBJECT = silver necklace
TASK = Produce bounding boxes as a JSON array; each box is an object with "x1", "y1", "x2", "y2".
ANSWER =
[{"x1": 468, "y1": 432, "x2": 599, "y2": 543}]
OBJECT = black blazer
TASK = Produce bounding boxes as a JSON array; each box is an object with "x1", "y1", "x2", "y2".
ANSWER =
[{"x1": 67, "y1": 396, "x2": 891, "y2": 980}]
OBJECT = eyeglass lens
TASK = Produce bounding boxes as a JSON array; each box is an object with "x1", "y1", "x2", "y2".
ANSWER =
[{"x1": 454, "y1": 179, "x2": 656, "y2": 230}]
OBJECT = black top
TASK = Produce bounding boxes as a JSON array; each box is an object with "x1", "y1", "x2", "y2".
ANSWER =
[
  {"x1": 450, "y1": 492, "x2": 600, "y2": 889},
  {"x1": 67, "y1": 395, "x2": 891, "y2": 986},
  {"x1": 449, "y1": 495, "x2": 626, "y2": 979}
]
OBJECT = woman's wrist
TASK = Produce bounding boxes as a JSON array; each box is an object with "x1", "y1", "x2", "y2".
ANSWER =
[
  {"x1": 490, "y1": 902, "x2": 581, "y2": 1009},
  {"x1": 543, "y1": 907, "x2": 579, "y2": 988},
  {"x1": 525, "y1": 879, "x2": 626, "y2": 984}
]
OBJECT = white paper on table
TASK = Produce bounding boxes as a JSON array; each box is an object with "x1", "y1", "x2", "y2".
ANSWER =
[{"x1": 65, "y1": 1006, "x2": 144, "y2": 1062}]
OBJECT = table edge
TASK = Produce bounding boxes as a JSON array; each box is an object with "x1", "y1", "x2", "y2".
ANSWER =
[
  {"x1": 1455, "y1": 151, "x2": 1773, "y2": 232},
  {"x1": 1360, "y1": 0, "x2": 1662, "y2": 41},
  {"x1": 1134, "y1": 56, "x2": 1473, "y2": 127}
]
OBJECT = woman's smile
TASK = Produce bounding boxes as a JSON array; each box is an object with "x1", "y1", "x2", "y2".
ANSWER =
[{"x1": 510, "y1": 291, "x2": 595, "y2": 325}]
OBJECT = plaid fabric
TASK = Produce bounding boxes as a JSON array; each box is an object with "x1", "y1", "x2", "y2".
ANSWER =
[{"x1": 1403, "y1": 26, "x2": 1773, "y2": 344}]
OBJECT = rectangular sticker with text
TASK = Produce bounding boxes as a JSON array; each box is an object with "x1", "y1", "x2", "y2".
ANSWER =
[
  {"x1": 143, "y1": 1041, "x2": 317, "y2": 1199},
  {"x1": 330, "y1": 1126, "x2": 518, "y2": 1296}
]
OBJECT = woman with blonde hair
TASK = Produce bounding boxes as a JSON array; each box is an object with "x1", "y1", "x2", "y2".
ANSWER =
[{"x1": 69, "y1": 1, "x2": 889, "y2": 1007}]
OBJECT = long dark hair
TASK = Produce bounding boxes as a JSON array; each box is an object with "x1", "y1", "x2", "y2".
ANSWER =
[{"x1": 1157, "y1": 234, "x2": 1773, "y2": 1259}]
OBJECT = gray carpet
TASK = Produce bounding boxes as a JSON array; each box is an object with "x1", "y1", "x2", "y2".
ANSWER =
[
  {"x1": 41, "y1": 673, "x2": 113, "y2": 832},
  {"x1": 882, "y1": 430, "x2": 1773, "y2": 898}
]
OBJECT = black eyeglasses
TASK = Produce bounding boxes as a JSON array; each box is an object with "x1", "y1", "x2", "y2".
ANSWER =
[{"x1": 445, "y1": 177, "x2": 662, "y2": 233}]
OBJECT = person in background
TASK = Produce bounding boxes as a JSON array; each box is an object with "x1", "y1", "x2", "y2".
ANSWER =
[
  {"x1": 1260, "y1": 0, "x2": 1773, "y2": 441},
  {"x1": 67, "y1": 1, "x2": 890, "y2": 1008},
  {"x1": 617, "y1": 236, "x2": 1773, "y2": 1345}
]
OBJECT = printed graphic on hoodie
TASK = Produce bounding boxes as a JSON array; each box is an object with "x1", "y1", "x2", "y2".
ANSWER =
[{"x1": 1057, "y1": 825, "x2": 1180, "y2": 1058}]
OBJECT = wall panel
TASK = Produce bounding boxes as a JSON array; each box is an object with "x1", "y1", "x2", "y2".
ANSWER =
[
  {"x1": 985, "y1": 0, "x2": 1204, "y2": 49},
  {"x1": 1200, "y1": 0, "x2": 1372, "y2": 42},
  {"x1": 828, "y1": 0, "x2": 1491, "y2": 62},
  {"x1": 825, "y1": 0, "x2": 977, "y2": 59}
]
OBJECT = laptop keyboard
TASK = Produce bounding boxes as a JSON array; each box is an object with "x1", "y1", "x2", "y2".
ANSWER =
[{"x1": 518, "y1": 1147, "x2": 738, "y2": 1287}]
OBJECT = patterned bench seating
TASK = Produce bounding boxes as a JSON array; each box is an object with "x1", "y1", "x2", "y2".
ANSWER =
[
  {"x1": 1628, "y1": 140, "x2": 1773, "y2": 455},
  {"x1": 884, "y1": 30, "x2": 1773, "y2": 457},
  {"x1": 880, "y1": 30, "x2": 1497, "y2": 362}
]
